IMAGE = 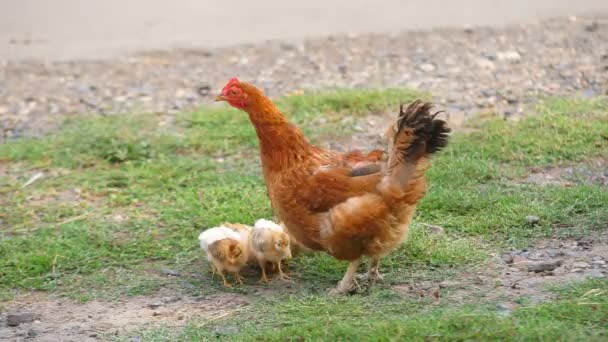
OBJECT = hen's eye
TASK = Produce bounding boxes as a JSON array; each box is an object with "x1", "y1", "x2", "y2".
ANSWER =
[{"x1": 230, "y1": 90, "x2": 237, "y2": 95}]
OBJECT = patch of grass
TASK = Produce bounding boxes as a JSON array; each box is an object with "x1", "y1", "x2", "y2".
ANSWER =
[
  {"x1": 140, "y1": 278, "x2": 608, "y2": 341},
  {"x1": 418, "y1": 97, "x2": 608, "y2": 245},
  {"x1": 0, "y1": 88, "x2": 424, "y2": 299},
  {"x1": 0, "y1": 90, "x2": 606, "y2": 342}
]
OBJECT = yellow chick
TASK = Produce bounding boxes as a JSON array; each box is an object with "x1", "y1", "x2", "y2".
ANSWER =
[
  {"x1": 198, "y1": 225, "x2": 248, "y2": 287},
  {"x1": 250, "y1": 218, "x2": 292, "y2": 283}
]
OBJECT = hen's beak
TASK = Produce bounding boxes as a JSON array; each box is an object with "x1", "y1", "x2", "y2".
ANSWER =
[{"x1": 215, "y1": 94, "x2": 227, "y2": 102}]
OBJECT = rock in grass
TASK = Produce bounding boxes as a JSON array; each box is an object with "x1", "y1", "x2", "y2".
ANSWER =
[
  {"x1": 526, "y1": 215, "x2": 540, "y2": 225},
  {"x1": 160, "y1": 268, "x2": 181, "y2": 277}
]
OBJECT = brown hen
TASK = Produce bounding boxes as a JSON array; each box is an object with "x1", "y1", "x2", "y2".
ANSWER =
[{"x1": 216, "y1": 78, "x2": 450, "y2": 293}]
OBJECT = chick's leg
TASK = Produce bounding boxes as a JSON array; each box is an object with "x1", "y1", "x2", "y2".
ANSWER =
[
  {"x1": 330, "y1": 259, "x2": 361, "y2": 295},
  {"x1": 257, "y1": 260, "x2": 271, "y2": 284},
  {"x1": 218, "y1": 269, "x2": 232, "y2": 288},
  {"x1": 277, "y1": 261, "x2": 292, "y2": 281}
]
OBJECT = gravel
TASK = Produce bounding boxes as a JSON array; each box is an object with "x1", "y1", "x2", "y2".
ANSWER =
[{"x1": 1, "y1": 14, "x2": 607, "y2": 142}]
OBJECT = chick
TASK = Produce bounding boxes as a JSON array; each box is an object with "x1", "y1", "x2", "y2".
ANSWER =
[
  {"x1": 250, "y1": 218, "x2": 292, "y2": 283},
  {"x1": 198, "y1": 226, "x2": 248, "y2": 287}
]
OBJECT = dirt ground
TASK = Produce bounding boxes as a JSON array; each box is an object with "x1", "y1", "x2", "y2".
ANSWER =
[{"x1": 1, "y1": 232, "x2": 606, "y2": 341}]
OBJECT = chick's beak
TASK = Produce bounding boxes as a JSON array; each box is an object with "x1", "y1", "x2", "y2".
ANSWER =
[{"x1": 215, "y1": 94, "x2": 227, "y2": 102}]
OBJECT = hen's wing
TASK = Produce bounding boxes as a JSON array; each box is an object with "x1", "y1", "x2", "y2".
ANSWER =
[{"x1": 296, "y1": 161, "x2": 384, "y2": 212}]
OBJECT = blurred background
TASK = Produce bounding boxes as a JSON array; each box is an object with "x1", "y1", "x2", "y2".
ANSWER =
[
  {"x1": 1, "y1": 0, "x2": 607, "y2": 60},
  {"x1": 0, "y1": 1, "x2": 607, "y2": 141}
]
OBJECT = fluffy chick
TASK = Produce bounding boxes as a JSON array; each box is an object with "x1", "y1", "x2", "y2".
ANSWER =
[
  {"x1": 250, "y1": 218, "x2": 292, "y2": 283},
  {"x1": 198, "y1": 226, "x2": 248, "y2": 287}
]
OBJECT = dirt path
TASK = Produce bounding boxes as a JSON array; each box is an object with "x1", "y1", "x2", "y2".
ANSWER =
[
  {"x1": 1, "y1": 15, "x2": 607, "y2": 142},
  {"x1": 2, "y1": 0, "x2": 607, "y2": 61}
]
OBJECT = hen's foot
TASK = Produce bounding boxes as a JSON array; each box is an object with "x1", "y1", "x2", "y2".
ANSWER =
[
  {"x1": 358, "y1": 269, "x2": 384, "y2": 283},
  {"x1": 328, "y1": 278, "x2": 360, "y2": 295}
]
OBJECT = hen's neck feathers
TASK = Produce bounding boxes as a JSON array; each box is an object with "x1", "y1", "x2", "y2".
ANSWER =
[{"x1": 243, "y1": 86, "x2": 316, "y2": 170}]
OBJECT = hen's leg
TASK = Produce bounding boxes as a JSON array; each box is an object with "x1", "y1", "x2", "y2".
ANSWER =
[
  {"x1": 330, "y1": 259, "x2": 361, "y2": 295},
  {"x1": 257, "y1": 260, "x2": 271, "y2": 284},
  {"x1": 234, "y1": 272, "x2": 244, "y2": 285},
  {"x1": 366, "y1": 257, "x2": 384, "y2": 282}
]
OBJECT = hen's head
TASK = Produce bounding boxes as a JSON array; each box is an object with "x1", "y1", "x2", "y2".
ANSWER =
[{"x1": 215, "y1": 77, "x2": 252, "y2": 109}]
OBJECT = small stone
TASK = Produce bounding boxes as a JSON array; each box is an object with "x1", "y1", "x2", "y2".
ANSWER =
[
  {"x1": 512, "y1": 255, "x2": 529, "y2": 265},
  {"x1": 148, "y1": 302, "x2": 161, "y2": 309},
  {"x1": 418, "y1": 63, "x2": 436, "y2": 72},
  {"x1": 527, "y1": 260, "x2": 562, "y2": 273},
  {"x1": 572, "y1": 261, "x2": 590, "y2": 269},
  {"x1": 89, "y1": 333, "x2": 98, "y2": 338},
  {"x1": 214, "y1": 325, "x2": 240, "y2": 336},
  {"x1": 526, "y1": 215, "x2": 540, "y2": 225},
  {"x1": 475, "y1": 58, "x2": 495, "y2": 70},
  {"x1": 7, "y1": 312, "x2": 34, "y2": 326},
  {"x1": 26, "y1": 329, "x2": 37, "y2": 338},
  {"x1": 571, "y1": 268, "x2": 583, "y2": 273},
  {"x1": 584, "y1": 21, "x2": 599, "y2": 32},
  {"x1": 592, "y1": 260, "x2": 606, "y2": 265},
  {"x1": 130, "y1": 337, "x2": 142, "y2": 342},
  {"x1": 588, "y1": 269, "x2": 604, "y2": 278},
  {"x1": 497, "y1": 51, "x2": 521, "y2": 62},
  {"x1": 152, "y1": 311, "x2": 161, "y2": 317},
  {"x1": 496, "y1": 302, "x2": 515, "y2": 316},
  {"x1": 160, "y1": 268, "x2": 181, "y2": 276},
  {"x1": 177, "y1": 313, "x2": 185, "y2": 320},
  {"x1": 438, "y1": 280, "x2": 460, "y2": 289},
  {"x1": 197, "y1": 85, "x2": 211, "y2": 97},
  {"x1": 424, "y1": 224, "x2": 444, "y2": 235}
]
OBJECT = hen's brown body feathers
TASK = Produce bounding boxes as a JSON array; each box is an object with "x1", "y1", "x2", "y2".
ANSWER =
[{"x1": 218, "y1": 80, "x2": 449, "y2": 293}]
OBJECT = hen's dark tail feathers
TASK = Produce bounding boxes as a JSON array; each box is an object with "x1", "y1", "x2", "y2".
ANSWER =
[{"x1": 394, "y1": 100, "x2": 450, "y2": 162}]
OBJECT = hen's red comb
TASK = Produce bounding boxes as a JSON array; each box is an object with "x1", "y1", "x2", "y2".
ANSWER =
[{"x1": 222, "y1": 77, "x2": 240, "y2": 92}]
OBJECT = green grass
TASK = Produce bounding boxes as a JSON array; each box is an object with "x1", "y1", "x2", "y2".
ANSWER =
[
  {"x1": 0, "y1": 90, "x2": 607, "y2": 339},
  {"x1": 140, "y1": 278, "x2": 608, "y2": 341}
]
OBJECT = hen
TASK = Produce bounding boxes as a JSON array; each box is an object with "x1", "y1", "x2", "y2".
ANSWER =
[{"x1": 216, "y1": 78, "x2": 450, "y2": 293}]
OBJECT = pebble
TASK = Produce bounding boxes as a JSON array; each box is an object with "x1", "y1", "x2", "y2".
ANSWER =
[
  {"x1": 418, "y1": 63, "x2": 436, "y2": 72},
  {"x1": 148, "y1": 302, "x2": 162, "y2": 309},
  {"x1": 496, "y1": 302, "x2": 516, "y2": 316},
  {"x1": 526, "y1": 215, "x2": 540, "y2": 225},
  {"x1": 588, "y1": 269, "x2": 605, "y2": 278},
  {"x1": 26, "y1": 329, "x2": 37, "y2": 338},
  {"x1": 160, "y1": 268, "x2": 181, "y2": 277},
  {"x1": 571, "y1": 261, "x2": 591, "y2": 268},
  {"x1": 475, "y1": 58, "x2": 496, "y2": 70},
  {"x1": 497, "y1": 51, "x2": 522, "y2": 62},
  {"x1": 526, "y1": 260, "x2": 562, "y2": 273},
  {"x1": 214, "y1": 325, "x2": 240, "y2": 336},
  {"x1": 7, "y1": 312, "x2": 34, "y2": 326},
  {"x1": 438, "y1": 280, "x2": 460, "y2": 289}
]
